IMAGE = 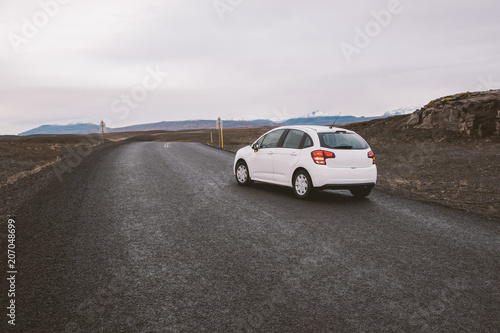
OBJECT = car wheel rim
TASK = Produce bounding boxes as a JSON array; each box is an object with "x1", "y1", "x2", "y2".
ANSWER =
[
  {"x1": 237, "y1": 165, "x2": 247, "y2": 183},
  {"x1": 295, "y1": 174, "x2": 308, "y2": 195}
]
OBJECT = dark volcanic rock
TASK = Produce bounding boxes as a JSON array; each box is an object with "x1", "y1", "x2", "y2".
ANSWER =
[{"x1": 406, "y1": 90, "x2": 500, "y2": 138}]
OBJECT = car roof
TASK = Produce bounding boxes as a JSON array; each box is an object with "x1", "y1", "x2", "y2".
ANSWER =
[{"x1": 274, "y1": 125, "x2": 355, "y2": 134}]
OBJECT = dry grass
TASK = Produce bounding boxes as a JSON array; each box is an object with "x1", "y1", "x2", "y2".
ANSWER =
[
  {"x1": 2, "y1": 158, "x2": 60, "y2": 188},
  {"x1": 0, "y1": 134, "x2": 102, "y2": 186}
]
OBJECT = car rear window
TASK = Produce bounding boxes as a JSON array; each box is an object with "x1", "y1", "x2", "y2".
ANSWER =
[{"x1": 318, "y1": 132, "x2": 369, "y2": 149}]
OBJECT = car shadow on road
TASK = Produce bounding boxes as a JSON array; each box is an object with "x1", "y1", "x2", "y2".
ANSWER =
[
  {"x1": 243, "y1": 181, "x2": 374, "y2": 205},
  {"x1": 311, "y1": 189, "x2": 372, "y2": 203}
]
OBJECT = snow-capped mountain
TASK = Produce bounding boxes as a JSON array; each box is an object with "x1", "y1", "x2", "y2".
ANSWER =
[
  {"x1": 228, "y1": 115, "x2": 264, "y2": 121},
  {"x1": 228, "y1": 106, "x2": 419, "y2": 126},
  {"x1": 230, "y1": 110, "x2": 336, "y2": 123},
  {"x1": 298, "y1": 110, "x2": 335, "y2": 118},
  {"x1": 382, "y1": 105, "x2": 423, "y2": 117}
]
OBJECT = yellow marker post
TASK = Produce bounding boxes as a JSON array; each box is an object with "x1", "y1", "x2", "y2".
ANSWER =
[
  {"x1": 221, "y1": 128, "x2": 224, "y2": 148},
  {"x1": 211, "y1": 132, "x2": 213, "y2": 144}
]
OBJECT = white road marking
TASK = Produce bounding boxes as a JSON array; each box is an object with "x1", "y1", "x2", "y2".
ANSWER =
[{"x1": 164, "y1": 143, "x2": 171, "y2": 148}]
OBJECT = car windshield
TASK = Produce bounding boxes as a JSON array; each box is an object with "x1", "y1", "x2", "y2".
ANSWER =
[{"x1": 318, "y1": 132, "x2": 369, "y2": 149}]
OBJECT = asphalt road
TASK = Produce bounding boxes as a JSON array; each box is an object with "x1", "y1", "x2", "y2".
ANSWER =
[{"x1": 3, "y1": 142, "x2": 500, "y2": 332}]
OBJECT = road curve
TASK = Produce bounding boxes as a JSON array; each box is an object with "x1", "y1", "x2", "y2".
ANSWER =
[{"x1": 6, "y1": 142, "x2": 500, "y2": 332}]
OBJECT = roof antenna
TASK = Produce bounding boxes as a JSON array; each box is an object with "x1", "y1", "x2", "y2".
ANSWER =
[{"x1": 329, "y1": 112, "x2": 341, "y2": 129}]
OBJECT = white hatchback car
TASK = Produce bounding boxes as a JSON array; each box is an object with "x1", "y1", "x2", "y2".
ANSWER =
[{"x1": 233, "y1": 125, "x2": 377, "y2": 199}]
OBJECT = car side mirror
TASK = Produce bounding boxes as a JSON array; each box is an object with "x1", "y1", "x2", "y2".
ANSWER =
[{"x1": 252, "y1": 143, "x2": 259, "y2": 152}]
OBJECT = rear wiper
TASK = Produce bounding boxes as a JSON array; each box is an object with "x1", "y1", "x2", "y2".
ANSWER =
[{"x1": 333, "y1": 145, "x2": 353, "y2": 149}]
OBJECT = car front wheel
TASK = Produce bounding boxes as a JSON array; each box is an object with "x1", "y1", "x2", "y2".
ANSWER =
[
  {"x1": 235, "y1": 161, "x2": 251, "y2": 186},
  {"x1": 293, "y1": 170, "x2": 313, "y2": 199}
]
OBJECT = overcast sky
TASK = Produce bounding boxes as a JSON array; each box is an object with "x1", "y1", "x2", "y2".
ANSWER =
[{"x1": 1, "y1": 0, "x2": 499, "y2": 135}]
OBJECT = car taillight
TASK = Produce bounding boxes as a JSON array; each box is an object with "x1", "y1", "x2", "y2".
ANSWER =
[
  {"x1": 368, "y1": 151, "x2": 375, "y2": 164},
  {"x1": 311, "y1": 150, "x2": 335, "y2": 165}
]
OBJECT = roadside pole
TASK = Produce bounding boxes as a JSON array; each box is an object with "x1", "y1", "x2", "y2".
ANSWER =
[
  {"x1": 221, "y1": 124, "x2": 224, "y2": 149},
  {"x1": 216, "y1": 117, "x2": 222, "y2": 147},
  {"x1": 99, "y1": 120, "x2": 106, "y2": 143}
]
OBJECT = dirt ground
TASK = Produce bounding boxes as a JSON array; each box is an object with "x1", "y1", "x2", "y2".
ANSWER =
[
  {"x1": 368, "y1": 140, "x2": 499, "y2": 220},
  {"x1": 1, "y1": 125, "x2": 499, "y2": 221},
  {"x1": 0, "y1": 134, "x2": 102, "y2": 187},
  {"x1": 345, "y1": 115, "x2": 500, "y2": 220}
]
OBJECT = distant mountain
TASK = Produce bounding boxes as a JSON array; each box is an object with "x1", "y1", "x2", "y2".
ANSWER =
[
  {"x1": 18, "y1": 106, "x2": 421, "y2": 135},
  {"x1": 108, "y1": 120, "x2": 274, "y2": 132},
  {"x1": 283, "y1": 115, "x2": 380, "y2": 126},
  {"x1": 18, "y1": 120, "x2": 274, "y2": 136},
  {"x1": 228, "y1": 115, "x2": 275, "y2": 123},
  {"x1": 298, "y1": 110, "x2": 334, "y2": 118},
  {"x1": 233, "y1": 108, "x2": 419, "y2": 126},
  {"x1": 19, "y1": 123, "x2": 99, "y2": 135}
]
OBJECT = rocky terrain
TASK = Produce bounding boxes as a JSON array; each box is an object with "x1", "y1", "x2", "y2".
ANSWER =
[
  {"x1": 345, "y1": 90, "x2": 500, "y2": 220},
  {"x1": 406, "y1": 90, "x2": 500, "y2": 138}
]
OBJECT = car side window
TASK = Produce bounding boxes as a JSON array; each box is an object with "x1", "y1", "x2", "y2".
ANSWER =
[
  {"x1": 260, "y1": 129, "x2": 286, "y2": 148},
  {"x1": 253, "y1": 136, "x2": 265, "y2": 149},
  {"x1": 301, "y1": 134, "x2": 313, "y2": 148},
  {"x1": 282, "y1": 130, "x2": 305, "y2": 149}
]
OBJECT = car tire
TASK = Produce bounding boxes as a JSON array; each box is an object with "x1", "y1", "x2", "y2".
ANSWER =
[
  {"x1": 349, "y1": 186, "x2": 372, "y2": 198},
  {"x1": 235, "y1": 161, "x2": 251, "y2": 186},
  {"x1": 293, "y1": 170, "x2": 313, "y2": 199}
]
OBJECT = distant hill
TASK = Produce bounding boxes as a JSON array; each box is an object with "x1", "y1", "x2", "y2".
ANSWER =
[
  {"x1": 109, "y1": 120, "x2": 275, "y2": 132},
  {"x1": 19, "y1": 123, "x2": 100, "y2": 136},
  {"x1": 18, "y1": 106, "x2": 421, "y2": 136},
  {"x1": 18, "y1": 120, "x2": 274, "y2": 136},
  {"x1": 18, "y1": 115, "x2": 386, "y2": 136}
]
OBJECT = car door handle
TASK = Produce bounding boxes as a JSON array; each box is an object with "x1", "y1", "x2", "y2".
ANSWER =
[
  {"x1": 267, "y1": 151, "x2": 274, "y2": 155},
  {"x1": 290, "y1": 152, "x2": 298, "y2": 156}
]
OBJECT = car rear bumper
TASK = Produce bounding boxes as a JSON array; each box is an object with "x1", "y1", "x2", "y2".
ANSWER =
[
  {"x1": 317, "y1": 182, "x2": 375, "y2": 190},
  {"x1": 310, "y1": 165, "x2": 377, "y2": 188}
]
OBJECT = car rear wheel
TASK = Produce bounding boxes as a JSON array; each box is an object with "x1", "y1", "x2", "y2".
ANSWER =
[
  {"x1": 350, "y1": 186, "x2": 372, "y2": 198},
  {"x1": 293, "y1": 170, "x2": 313, "y2": 199},
  {"x1": 235, "y1": 161, "x2": 251, "y2": 186}
]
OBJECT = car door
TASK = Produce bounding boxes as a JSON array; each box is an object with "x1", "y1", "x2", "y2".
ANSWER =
[
  {"x1": 273, "y1": 130, "x2": 306, "y2": 184},
  {"x1": 249, "y1": 129, "x2": 286, "y2": 182}
]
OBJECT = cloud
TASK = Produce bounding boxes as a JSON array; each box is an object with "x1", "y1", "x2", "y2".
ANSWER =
[{"x1": 1, "y1": 0, "x2": 500, "y2": 134}]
